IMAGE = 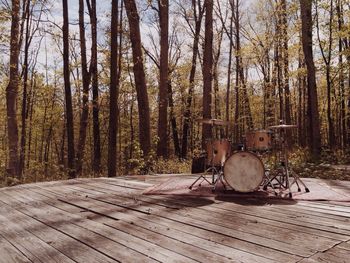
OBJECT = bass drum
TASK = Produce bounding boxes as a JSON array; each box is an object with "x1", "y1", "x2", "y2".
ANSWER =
[{"x1": 223, "y1": 151, "x2": 264, "y2": 192}]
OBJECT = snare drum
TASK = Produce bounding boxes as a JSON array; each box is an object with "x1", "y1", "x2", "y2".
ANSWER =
[
  {"x1": 206, "y1": 139, "x2": 231, "y2": 166},
  {"x1": 223, "y1": 151, "x2": 264, "y2": 192},
  {"x1": 245, "y1": 130, "x2": 273, "y2": 151}
]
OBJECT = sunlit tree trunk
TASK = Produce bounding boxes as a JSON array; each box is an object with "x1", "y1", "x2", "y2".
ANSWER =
[{"x1": 124, "y1": 0, "x2": 151, "y2": 157}]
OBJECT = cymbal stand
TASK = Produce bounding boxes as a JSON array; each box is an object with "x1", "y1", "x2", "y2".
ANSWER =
[{"x1": 266, "y1": 126, "x2": 310, "y2": 198}]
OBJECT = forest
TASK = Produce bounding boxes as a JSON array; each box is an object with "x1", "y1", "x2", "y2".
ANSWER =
[{"x1": 1, "y1": 0, "x2": 350, "y2": 186}]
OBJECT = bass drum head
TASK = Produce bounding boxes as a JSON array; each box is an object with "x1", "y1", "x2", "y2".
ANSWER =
[{"x1": 224, "y1": 151, "x2": 264, "y2": 192}]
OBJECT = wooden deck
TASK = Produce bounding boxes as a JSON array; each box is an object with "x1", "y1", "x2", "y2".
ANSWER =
[{"x1": 0, "y1": 174, "x2": 349, "y2": 263}]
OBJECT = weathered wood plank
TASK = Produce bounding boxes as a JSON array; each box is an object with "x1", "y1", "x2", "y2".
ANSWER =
[
  {"x1": 8, "y1": 188, "x2": 198, "y2": 263},
  {"x1": 0, "y1": 201, "x2": 117, "y2": 263},
  {"x1": 38, "y1": 183, "x2": 312, "y2": 258},
  {"x1": 1, "y1": 176, "x2": 350, "y2": 263},
  {"x1": 336, "y1": 241, "x2": 350, "y2": 251},
  {"x1": 0, "y1": 190, "x2": 156, "y2": 263},
  {"x1": 0, "y1": 235, "x2": 32, "y2": 263},
  {"x1": 20, "y1": 187, "x2": 274, "y2": 263},
  {"x1": 72, "y1": 179, "x2": 350, "y2": 242},
  {"x1": 0, "y1": 205, "x2": 75, "y2": 263},
  {"x1": 298, "y1": 246, "x2": 350, "y2": 263}
]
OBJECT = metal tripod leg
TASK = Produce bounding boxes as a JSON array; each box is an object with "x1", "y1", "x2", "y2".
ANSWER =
[
  {"x1": 289, "y1": 168, "x2": 310, "y2": 193},
  {"x1": 263, "y1": 170, "x2": 279, "y2": 196},
  {"x1": 189, "y1": 174, "x2": 212, "y2": 189},
  {"x1": 189, "y1": 166, "x2": 217, "y2": 190},
  {"x1": 212, "y1": 168, "x2": 226, "y2": 192}
]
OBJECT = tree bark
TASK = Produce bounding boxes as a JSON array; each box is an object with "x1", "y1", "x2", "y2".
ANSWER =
[
  {"x1": 181, "y1": 0, "x2": 203, "y2": 158},
  {"x1": 336, "y1": 0, "x2": 346, "y2": 148},
  {"x1": 124, "y1": 0, "x2": 151, "y2": 157},
  {"x1": 168, "y1": 80, "x2": 181, "y2": 157},
  {"x1": 108, "y1": 0, "x2": 120, "y2": 177},
  {"x1": 300, "y1": 0, "x2": 321, "y2": 159},
  {"x1": 86, "y1": 0, "x2": 101, "y2": 173},
  {"x1": 202, "y1": 0, "x2": 213, "y2": 145},
  {"x1": 19, "y1": 0, "x2": 31, "y2": 176},
  {"x1": 157, "y1": 0, "x2": 169, "y2": 158},
  {"x1": 316, "y1": 0, "x2": 335, "y2": 148},
  {"x1": 76, "y1": 0, "x2": 92, "y2": 175},
  {"x1": 62, "y1": 0, "x2": 76, "y2": 178},
  {"x1": 6, "y1": 0, "x2": 21, "y2": 178},
  {"x1": 281, "y1": 0, "x2": 291, "y2": 125}
]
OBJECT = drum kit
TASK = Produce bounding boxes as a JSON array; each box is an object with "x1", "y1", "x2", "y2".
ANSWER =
[{"x1": 190, "y1": 119, "x2": 309, "y2": 198}]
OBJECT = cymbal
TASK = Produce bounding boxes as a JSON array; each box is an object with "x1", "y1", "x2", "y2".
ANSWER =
[
  {"x1": 268, "y1": 124, "x2": 297, "y2": 129},
  {"x1": 196, "y1": 118, "x2": 230, "y2": 126}
]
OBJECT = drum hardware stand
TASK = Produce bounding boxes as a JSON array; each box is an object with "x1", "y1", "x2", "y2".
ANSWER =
[
  {"x1": 266, "y1": 123, "x2": 310, "y2": 198},
  {"x1": 189, "y1": 141, "x2": 227, "y2": 191},
  {"x1": 262, "y1": 169, "x2": 279, "y2": 196},
  {"x1": 189, "y1": 122, "x2": 218, "y2": 190},
  {"x1": 189, "y1": 146, "x2": 216, "y2": 189},
  {"x1": 190, "y1": 118, "x2": 231, "y2": 191},
  {"x1": 212, "y1": 168, "x2": 227, "y2": 192}
]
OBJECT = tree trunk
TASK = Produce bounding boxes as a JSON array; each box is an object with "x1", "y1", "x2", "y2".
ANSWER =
[
  {"x1": 233, "y1": 0, "x2": 243, "y2": 142},
  {"x1": 239, "y1": 63, "x2": 254, "y2": 130},
  {"x1": 202, "y1": 0, "x2": 213, "y2": 146},
  {"x1": 124, "y1": 0, "x2": 151, "y2": 157},
  {"x1": 300, "y1": 0, "x2": 321, "y2": 159},
  {"x1": 168, "y1": 80, "x2": 181, "y2": 157},
  {"x1": 86, "y1": 0, "x2": 101, "y2": 173},
  {"x1": 19, "y1": 0, "x2": 31, "y2": 176},
  {"x1": 336, "y1": 0, "x2": 346, "y2": 148},
  {"x1": 181, "y1": 0, "x2": 203, "y2": 159},
  {"x1": 226, "y1": 9, "x2": 233, "y2": 137},
  {"x1": 62, "y1": 0, "x2": 76, "y2": 178},
  {"x1": 157, "y1": 0, "x2": 169, "y2": 158},
  {"x1": 6, "y1": 0, "x2": 21, "y2": 178},
  {"x1": 108, "y1": 0, "x2": 120, "y2": 177},
  {"x1": 316, "y1": 0, "x2": 335, "y2": 148},
  {"x1": 76, "y1": 0, "x2": 92, "y2": 175},
  {"x1": 281, "y1": 0, "x2": 291, "y2": 125}
]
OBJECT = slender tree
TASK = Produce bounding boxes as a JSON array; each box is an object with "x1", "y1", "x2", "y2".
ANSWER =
[
  {"x1": 281, "y1": 0, "x2": 291, "y2": 125},
  {"x1": 316, "y1": 0, "x2": 335, "y2": 148},
  {"x1": 86, "y1": 0, "x2": 101, "y2": 173},
  {"x1": 76, "y1": 0, "x2": 92, "y2": 175},
  {"x1": 19, "y1": 0, "x2": 31, "y2": 176},
  {"x1": 157, "y1": 0, "x2": 169, "y2": 158},
  {"x1": 6, "y1": 0, "x2": 21, "y2": 178},
  {"x1": 336, "y1": 0, "x2": 346, "y2": 148},
  {"x1": 62, "y1": 0, "x2": 76, "y2": 178},
  {"x1": 202, "y1": 0, "x2": 214, "y2": 145},
  {"x1": 124, "y1": 0, "x2": 151, "y2": 157},
  {"x1": 108, "y1": 0, "x2": 119, "y2": 177},
  {"x1": 181, "y1": 0, "x2": 204, "y2": 158},
  {"x1": 300, "y1": 0, "x2": 321, "y2": 158}
]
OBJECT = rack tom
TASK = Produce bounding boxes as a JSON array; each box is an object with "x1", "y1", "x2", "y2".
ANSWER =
[
  {"x1": 206, "y1": 139, "x2": 231, "y2": 166},
  {"x1": 245, "y1": 130, "x2": 273, "y2": 152}
]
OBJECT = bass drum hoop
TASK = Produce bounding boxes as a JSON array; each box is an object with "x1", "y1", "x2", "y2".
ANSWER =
[{"x1": 223, "y1": 151, "x2": 264, "y2": 192}]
